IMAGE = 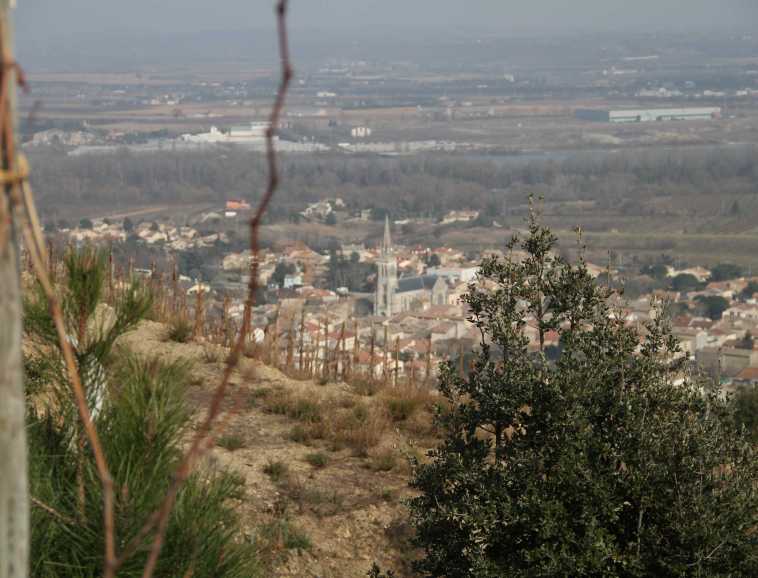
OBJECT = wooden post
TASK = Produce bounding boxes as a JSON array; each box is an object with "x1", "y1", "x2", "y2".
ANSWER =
[
  {"x1": 352, "y1": 320, "x2": 359, "y2": 380},
  {"x1": 369, "y1": 325, "x2": 376, "y2": 382},
  {"x1": 286, "y1": 317, "x2": 295, "y2": 373},
  {"x1": 272, "y1": 321, "x2": 280, "y2": 369},
  {"x1": 314, "y1": 327, "x2": 321, "y2": 378},
  {"x1": 0, "y1": 3, "x2": 30, "y2": 575},
  {"x1": 425, "y1": 333, "x2": 432, "y2": 386},
  {"x1": 340, "y1": 322, "x2": 347, "y2": 381},
  {"x1": 322, "y1": 318, "x2": 329, "y2": 380},
  {"x1": 222, "y1": 296, "x2": 230, "y2": 347},
  {"x1": 383, "y1": 324, "x2": 389, "y2": 385},
  {"x1": 394, "y1": 336, "x2": 400, "y2": 387},
  {"x1": 193, "y1": 287, "x2": 205, "y2": 340},
  {"x1": 298, "y1": 311, "x2": 305, "y2": 373},
  {"x1": 336, "y1": 322, "x2": 345, "y2": 381}
]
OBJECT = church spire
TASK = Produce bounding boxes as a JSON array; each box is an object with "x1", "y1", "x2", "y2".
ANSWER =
[{"x1": 382, "y1": 215, "x2": 392, "y2": 255}]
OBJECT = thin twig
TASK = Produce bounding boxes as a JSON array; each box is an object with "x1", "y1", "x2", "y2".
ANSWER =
[
  {"x1": 126, "y1": 3, "x2": 293, "y2": 577},
  {"x1": 31, "y1": 496, "x2": 77, "y2": 526}
]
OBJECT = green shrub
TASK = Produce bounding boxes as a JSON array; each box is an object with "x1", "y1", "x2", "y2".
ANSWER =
[
  {"x1": 379, "y1": 488, "x2": 396, "y2": 502},
  {"x1": 257, "y1": 518, "x2": 311, "y2": 552},
  {"x1": 290, "y1": 398, "x2": 322, "y2": 422},
  {"x1": 304, "y1": 452, "x2": 329, "y2": 468},
  {"x1": 167, "y1": 317, "x2": 193, "y2": 343},
  {"x1": 262, "y1": 460, "x2": 289, "y2": 483},
  {"x1": 217, "y1": 434, "x2": 246, "y2": 451},
  {"x1": 289, "y1": 425, "x2": 311, "y2": 444},
  {"x1": 368, "y1": 564, "x2": 397, "y2": 578},
  {"x1": 410, "y1": 210, "x2": 758, "y2": 577},
  {"x1": 226, "y1": 470, "x2": 247, "y2": 500},
  {"x1": 733, "y1": 384, "x2": 758, "y2": 442}
]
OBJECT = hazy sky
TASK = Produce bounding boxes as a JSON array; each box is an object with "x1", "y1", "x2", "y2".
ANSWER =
[
  {"x1": 15, "y1": 0, "x2": 758, "y2": 37},
  {"x1": 13, "y1": 0, "x2": 758, "y2": 71}
]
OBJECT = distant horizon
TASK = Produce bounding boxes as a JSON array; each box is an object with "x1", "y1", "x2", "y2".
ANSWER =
[
  {"x1": 16, "y1": 26, "x2": 758, "y2": 74},
  {"x1": 15, "y1": 0, "x2": 758, "y2": 70}
]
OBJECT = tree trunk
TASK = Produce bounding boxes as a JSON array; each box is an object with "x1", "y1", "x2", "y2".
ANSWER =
[{"x1": 0, "y1": 3, "x2": 29, "y2": 576}]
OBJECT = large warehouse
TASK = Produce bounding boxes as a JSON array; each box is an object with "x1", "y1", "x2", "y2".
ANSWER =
[{"x1": 576, "y1": 107, "x2": 721, "y2": 123}]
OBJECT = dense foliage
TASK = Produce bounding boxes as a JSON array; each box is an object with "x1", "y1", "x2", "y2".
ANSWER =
[
  {"x1": 733, "y1": 385, "x2": 758, "y2": 443},
  {"x1": 24, "y1": 249, "x2": 260, "y2": 577},
  {"x1": 409, "y1": 211, "x2": 758, "y2": 577},
  {"x1": 326, "y1": 250, "x2": 374, "y2": 292}
]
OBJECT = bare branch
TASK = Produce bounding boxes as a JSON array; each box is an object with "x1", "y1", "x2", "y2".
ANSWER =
[{"x1": 131, "y1": 3, "x2": 293, "y2": 576}]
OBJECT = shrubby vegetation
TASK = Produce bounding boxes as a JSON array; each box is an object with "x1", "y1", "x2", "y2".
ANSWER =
[
  {"x1": 24, "y1": 249, "x2": 260, "y2": 577},
  {"x1": 733, "y1": 385, "x2": 758, "y2": 442},
  {"x1": 408, "y1": 211, "x2": 758, "y2": 577}
]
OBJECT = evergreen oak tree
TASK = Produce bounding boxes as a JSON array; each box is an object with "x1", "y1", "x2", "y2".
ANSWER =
[{"x1": 409, "y1": 209, "x2": 757, "y2": 577}]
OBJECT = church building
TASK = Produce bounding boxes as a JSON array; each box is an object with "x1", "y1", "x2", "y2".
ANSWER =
[{"x1": 374, "y1": 217, "x2": 448, "y2": 317}]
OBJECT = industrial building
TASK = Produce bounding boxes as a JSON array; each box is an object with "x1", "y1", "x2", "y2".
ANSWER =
[{"x1": 576, "y1": 107, "x2": 721, "y2": 123}]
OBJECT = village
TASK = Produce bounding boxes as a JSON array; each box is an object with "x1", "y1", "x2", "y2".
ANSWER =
[{"x1": 52, "y1": 196, "x2": 758, "y2": 393}]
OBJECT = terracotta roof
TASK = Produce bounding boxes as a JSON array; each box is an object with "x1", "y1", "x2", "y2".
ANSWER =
[{"x1": 736, "y1": 367, "x2": 758, "y2": 381}]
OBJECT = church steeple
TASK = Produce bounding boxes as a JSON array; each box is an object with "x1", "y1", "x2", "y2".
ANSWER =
[
  {"x1": 375, "y1": 214, "x2": 398, "y2": 317},
  {"x1": 382, "y1": 215, "x2": 393, "y2": 256}
]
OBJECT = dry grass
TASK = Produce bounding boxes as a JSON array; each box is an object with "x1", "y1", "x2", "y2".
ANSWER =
[
  {"x1": 381, "y1": 385, "x2": 437, "y2": 422},
  {"x1": 369, "y1": 449, "x2": 398, "y2": 472},
  {"x1": 256, "y1": 517, "x2": 312, "y2": 559},
  {"x1": 262, "y1": 390, "x2": 391, "y2": 457},
  {"x1": 201, "y1": 344, "x2": 223, "y2": 364},
  {"x1": 261, "y1": 390, "x2": 322, "y2": 423},
  {"x1": 278, "y1": 475, "x2": 345, "y2": 517},
  {"x1": 350, "y1": 376, "x2": 385, "y2": 397},
  {"x1": 319, "y1": 403, "x2": 391, "y2": 457}
]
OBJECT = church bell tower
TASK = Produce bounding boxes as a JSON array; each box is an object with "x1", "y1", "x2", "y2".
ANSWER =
[{"x1": 374, "y1": 216, "x2": 398, "y2": 317}]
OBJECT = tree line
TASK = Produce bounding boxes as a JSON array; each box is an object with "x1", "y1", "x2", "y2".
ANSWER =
[{"x1": 29, "y1": 145, "x2": 758, "y2": 223}]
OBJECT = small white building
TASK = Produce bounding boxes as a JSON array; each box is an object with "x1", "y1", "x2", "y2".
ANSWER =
[{"x1": 351, "y1": 126, "x2": 372, "y2": 138}]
